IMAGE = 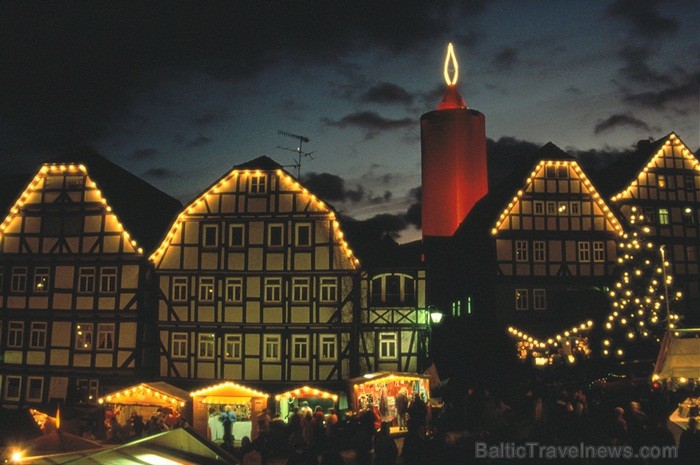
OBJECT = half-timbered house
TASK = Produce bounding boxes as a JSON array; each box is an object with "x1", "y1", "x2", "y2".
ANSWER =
[
  {"x1": 0, "y1": 152, "x2": 182, "y2": 408},
  {"x1": 601, "y1": 134, "x2": 699, "y2": 323},
  {"x1": 455, "y1": 143, "x2": 623, "y2": 333},
  {"x1": 151, "y1": 156, "x2": 361, "y2": 390}
]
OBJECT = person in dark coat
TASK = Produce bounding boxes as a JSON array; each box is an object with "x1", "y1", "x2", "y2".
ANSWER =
[
  {"x1": 395, "y1": 389, "x2": 409, "y2": 431},
  {"x1": 407, "y1": 393, "x2": 427, "y2": 434},
  {"x1": 374, "y1": 421, "x2": 398, "y2": 465},
  {"x1": 131, "y1": 412, "x2": 145, "y2": 438},
  {"x1": 679, "y1": 417, "x2": 700, "y2": 463}
]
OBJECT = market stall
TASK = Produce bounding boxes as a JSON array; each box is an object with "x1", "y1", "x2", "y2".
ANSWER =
[
  {"x1": 97, "y1": 382, "x2": 190, "y2": 429},
  {"x1": 189, "y1": 381, "x2": 268, "y2": 444},
  {"x1": 274, "y1": 385, "x2": 338, "y2": 421},
  {"x1": 348, "y1": 372, "x2": 430, "y2": 425}
]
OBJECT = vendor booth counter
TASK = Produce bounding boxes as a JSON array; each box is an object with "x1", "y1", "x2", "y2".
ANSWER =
[
  {"x1": 190, "y1": 381, "x2": 268, "y2": 446},
  {"x1": 274, "y1": 385, "x2": 339, "y2": 421},
  {"x1": 97, "y1": 382, "x2": 190, "y2": 427}
]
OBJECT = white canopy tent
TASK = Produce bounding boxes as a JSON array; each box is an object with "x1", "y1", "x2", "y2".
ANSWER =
[{"x1": 653, "y1": 329, "x2": 700, "y2": 387}]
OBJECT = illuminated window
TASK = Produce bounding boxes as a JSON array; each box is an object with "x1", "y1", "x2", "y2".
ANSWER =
[
  {"x1": 593, "y1": 241, "x2": 605, "y2": 262},
  {"x1": 320, "y1": 277, "x2": 338, "y2": 302},
  {"x1": 264, "y1": 278, "x2": 282, "y2": 303},
  {"x1": 8, "y1": 321, "x2": 24, "y2": 348},
  {"x1": 225, "y1": 278, "x2": 243, "y2": 303},
  {"x1": 534, "y1": 201, "x2": 544, "y2": 215},
  {"x1": 515, "y1": 241, "x2": 528, "y2": 262},
  {"x1": 203, "y1": 224, "x2": 218, "y2": 247},
  {"x1": 292, "y1": 277, "x2": 310, "y2": 302},
  {"x1": 533, "y1": 241, "x2": 546, "y2": 262},
  {"x1": 558, "y1": 201, "x2": 568, "y2": 216},
  {"x1": 515, "y1": 289, "x2": 529, "y2": 310},
  {"x1": 658, "y1": 208, "x2": 669, "y2": 225},
  {"x1": 33, "y1": 267, "x2": 49, "y2": 293},
  {"x1": 75, "y1": 323, "x2": 93, "y2": 350},
  {"x1": 5, "y1": 376, "x2": 21, "y2": 401},
  {"x1": 26, "y1": 377, "x2": 43, "y2": 402},
  {"x1": 78, "y1": 268, "x2": 95, "y2": 293},
  {"x1": 97, "y1": 324, "x2": 115, "y2": 351},
  {"x1": 546, "y1": 201, "x2": 557, "y2": 215},
  {"x1": 250, "y1": 174, "x2": 267, "y2": 194},
  {"x1": 100, "y1": 267, "x2": 117, "y2": 293},
  {"x1": 292, "y1": 335, "x2": 309, "y2": 361},
  {"x1": 224, "y1": 335, "x2": 242, "y2": 360},
  {"x1": 577, "y1": 242, "x2": 591, "y2": 262},
  {"x1": 268, "y1": 224, "x2": 284, "y2": 247},
  {"x1": 263, "y1": 335, "x2": 281, "y2": 361},
  {"x1": 29, "y1": 322, "x2": 47, "y2": 349},
  {"x1": 199, "y1": 277, "x2": 215, "y2": 301},
  {"x1": 682, "y1": 207, "x2": 696, "y2": 226},
  {"x1": 172, "y1": 333, "x2": 188, "y2": 358},
  {"x1": 11, "y1": 267, "x2": 27, "y2": 292},
  {"x1": 295, "y1": 223, "x2": 311, "y2": 247},
  {"x1": 379, "y1": 333, "x2": 397, "y2": 360},
  {"x1": 229, "y1": 224, "x2": 245, "y2": 247},
  {"x1": 685, "y1": 175, "x2": 695, "y2": 191},
  {"x1": 657, "y1": 174, "x2": 666, "y2": 188},
  {"x1": 172, "y1": 277, "x2": 188, "y2": 302},
  {"x1": 570, "y1": 201, "x2": 580, "y2": 216},
  {"x1": 320, "y1": 335, "x2": 337, "y2": 361},
  {"x1": 557, "y1": 166, "x2": 569, "y2": 178},
  {"x1": 533, "y1": 289, "x2": 546, "y2": 310},
  {"x1": 198, "y1": 334, "x2": 214, "y2": 359}
]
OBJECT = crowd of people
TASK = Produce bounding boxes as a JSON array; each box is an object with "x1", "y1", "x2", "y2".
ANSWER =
[{"x1": 103, "y1": 408, "x2": 189, "y2": 443}]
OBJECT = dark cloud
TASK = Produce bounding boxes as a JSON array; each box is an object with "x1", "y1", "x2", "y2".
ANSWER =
[
  {"x1": 456, "y1": 31, "x2": 483, "y2": 49},
  {"x1": 1, "y1": 1, "x2": 482, "y2": 158},
  {"x1": 184, "y1": 136, "x2": 213, "y2": 149},
  {"x1": 618, "y1": 45, "x2": 671, "y2": 85},
  {"x1": 322, "y1": 111, "x2": 414, "y2": 139},
  {"x1": 302, "y1": 172, "x2": 364, "y2": 203},
  {"x1": 493, "y1": 47, "x2": 519, "y2": 71},
  {"x1": 129, "y1": 148, "x2": 159, "y2": 159},
  {"x1": 361, "y1": 83, "x2": 415, "y2": 106},
  {"x1": 594, "y1": 113, "x2": 653, "y2": 134},
  {"x1": 623, "y1": 72, "x2": 700, "y2": 109},
  {"x1": 340, "y1": 213, "x2": 409, "y2": 241},
  {"x1": 279, "y1": 99, "x2": 309, "y2": 112},
  {"x1": 565, "y1": 86, "x2": 582, "y2": 95},
  {"x1": 144, "y1": 167, "x2": 177, "y2": 179},
  {"x1": 607, "y1": 0, "x2": 679, "y2": 39},
  {"x1": 194, "y1": 107, "x2": 233, "y2": 126}
]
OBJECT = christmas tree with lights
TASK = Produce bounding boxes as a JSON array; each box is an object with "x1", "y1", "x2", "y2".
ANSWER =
[{"x1": 602, "y1": 207, "x2": 683, "y2": 360}]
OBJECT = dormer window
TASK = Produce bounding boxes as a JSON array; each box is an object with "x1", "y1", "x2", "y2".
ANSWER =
[{"x1": 250, "y1": 174, "x2": 267, "y2": 194}]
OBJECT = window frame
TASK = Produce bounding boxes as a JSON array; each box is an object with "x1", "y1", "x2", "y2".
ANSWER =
[
  {"x1": 263, "y1": 334, "x2": 281, "y2": 362},
  {"x1": 8, "y1": 321, "x2": 24, "y2": 348},
  {"x1": 198, "y1": 277, "x2": 215, "y2": 302},
  {"x1": 577, "y1": 242, "x2": 591, "y2": 262},
  {"x1": 78, "y1": 267, "x2": 96, "y2": 293},
  {"x1": 171, "y1": 333, "x2": 188, "y2": 359},
  {"x1": 29, "y1": 322, "x2": 47, "y2": 349},
  {"x1": 172, "y1": 277, "x2": 189, "y2": 302},
  {"x1": 33, "y1": 267, "x2": 50, "y2": 293},
  {"x1": 97, "y1": 323, "x2": 115, "y2": 351},
  {"x1": 515, "y1": 289, "x2": 529, "y2": 310},
  {"x1": 197, "y1": 333, "x2": 215, "y2": 360},
  {"x1": 320, "y1": 335, "x2": 337, "y2": 362},
  {"x1": 249, "y1": 173, "x2": 268, "y2": 194},
  {"x1": 684, "y1": 175, "x2": 695, "y2": 191},
  {"x1": 229, "y1": 224, "x2": 245, "y2": 247},
  {"x1": 557, "y1": 201, "x2": 568, "y2": 216},
  {"x1": 75, "y1": 323, "x2": 93, "y2": 350},
  {"x1": 4, "y1": 376, "x2": 21, "y2": 401},
  {"x1": 267, "y1": 224, "x2": 284, "y2": 247},
  {"x1": 291, "y1": 277, "x2": 310, "y2": 303},
  {"x1": 291, "y1": 334, "x2": 309, "y2": 362},
  {"x1": 546, "y1": 201, "x2": 557, "y2": 215},
  {"x1": 11, "y1": 267, "x2": 27, "y2": 292},
  {"x1": 533, "y1": 241, "x2": 546, "y2": 262},
  {"x1": 593, "y1": 241, "x2": 605, "y2": 263},
  {"x1": 533, "y1": 289, "x2": 546, "y2": 310},
  {"x1": 295, "y1": 223, "x2": 312, "y2": 247},
  {"x1": 378, "y1": 332, "x2": 398, "y2": 360},
  {"x1": 658, "y1": 208, "x2": 670, "y2": 225},
  {"x1": 202, "y1": 224, "x2": 219, "y2": 248},
  {"x1": 533, "y1": 201, "x2": 544, "y2": 215},
  {"x1": 224, "y1": 334, "x2": 242, "y2": 361},
  {"x1": 570, "y1": 201, "x2": 580, "y2": 216},
  {"x1": 319, "y1": 277, "x2": 338, "y2": 303},
  {"x1": 264, "y1": 277, "x2": 282, "y2": 303},
  {"x1": 515, "y1": 240, "x2": 529, "y2": 262},
  {"x1": 225, "y1": 277, "x2": 243, "y2": 303},
  {"x1": 100, "y1": 267, "x2": 117, "y2": 293},
  {"x1": 26, "y1": 376, "x2": 44, "y2": 402}
]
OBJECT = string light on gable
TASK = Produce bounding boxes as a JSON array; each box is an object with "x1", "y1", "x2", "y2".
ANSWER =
[
  {"x1": 491, "y1": 160, "x2": 623, "y2": 236},
  {"x1": 0, "y1": 163, "x2": 143, "y2": 255}
]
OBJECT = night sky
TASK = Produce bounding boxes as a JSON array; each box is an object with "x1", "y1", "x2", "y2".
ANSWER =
[{"x1": 1, "y1": 1, "x2": 698, "y2": 242}]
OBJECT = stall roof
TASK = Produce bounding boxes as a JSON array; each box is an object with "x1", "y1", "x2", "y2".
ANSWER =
[
  {"x1": 274, "y1": 385, "x2": 338, "y2": 402},
  {"x1": 97, "y1": 382, "x2": 190, "y2": 407},
  {"x1": 653, "y1": 330, "x2": 700, "y2": 381},
  {"x1": 190, "y1": 381, "x2": 268, "y2": 404},
  {"x1": 349, "y1": 372, "x2": 430, "y2": 386}
]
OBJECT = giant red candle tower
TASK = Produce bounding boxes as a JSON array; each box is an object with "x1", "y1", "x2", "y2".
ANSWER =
[{"x1": 421, "y1": 43, "x2": 488, "y2": 237}]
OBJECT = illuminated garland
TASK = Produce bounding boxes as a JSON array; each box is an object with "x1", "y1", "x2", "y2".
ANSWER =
[
  {"x1": 507, "y1": 321, "x2": 594, "y2": 364},
  {"x1": 602, "y1": 207, "x2": 682, "y2": 358}
]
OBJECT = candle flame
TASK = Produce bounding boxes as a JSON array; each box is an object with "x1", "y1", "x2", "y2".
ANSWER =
[{"x1": 443, "y1": 43, "x2": 459, "y2": 86}]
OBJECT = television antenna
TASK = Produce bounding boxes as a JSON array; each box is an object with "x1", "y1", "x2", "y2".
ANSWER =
[{"x1": 277, "y1": 130, "x2": 315, "y2": 178}]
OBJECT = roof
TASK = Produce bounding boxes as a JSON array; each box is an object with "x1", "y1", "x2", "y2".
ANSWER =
[
  {"x1": 592, "y1": 134, "x2": 671, "y2": 197},
  {"x1": 232, "y1": 155, "x2": 283, "y2": 171},
  {"x1": 21, "y1": 427, "x2": 237, "y2": 465},
  {"x1": 98, "y1": 382, "x2": 190, "y2": 407},
  {"x1": 45, "y1": 150, "x2": 183, "y2": 253},
  {"x1": 653, "y1": 329, "x2": 700, "y2": 381},
  {"x1": 19, "y1": 430, "x2": 103, "y2": 457},
  {"x1": 274, "y1": 385, "x2": 339, "y2": 401}
]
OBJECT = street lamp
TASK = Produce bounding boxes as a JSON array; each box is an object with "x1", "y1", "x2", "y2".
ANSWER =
[{"x1": 430, "y1": 307, "x2": 443, "y2": 325}]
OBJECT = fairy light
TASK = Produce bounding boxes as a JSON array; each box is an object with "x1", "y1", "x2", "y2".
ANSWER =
[{"x1": 190, "y1": 381, "x2": 268, "y2": 399}]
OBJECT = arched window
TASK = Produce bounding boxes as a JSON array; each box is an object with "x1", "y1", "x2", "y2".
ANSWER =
[{"x1": 370, "y1": 273, "x2": 416, "y2": 306}]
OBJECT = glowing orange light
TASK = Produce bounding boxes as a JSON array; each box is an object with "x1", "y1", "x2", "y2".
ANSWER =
[{"x1": 443, "y1": 43, "x2": 459, "y2": 86}]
